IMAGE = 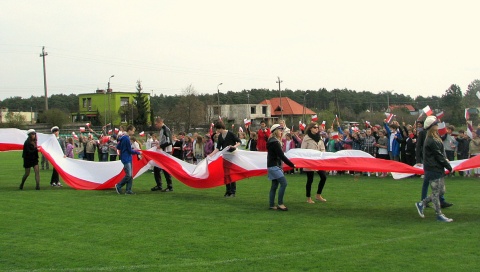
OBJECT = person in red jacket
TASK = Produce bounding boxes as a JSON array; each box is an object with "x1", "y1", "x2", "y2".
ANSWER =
[{"x1": 257, "y1": 120, "x2": 271, "y2": 152}]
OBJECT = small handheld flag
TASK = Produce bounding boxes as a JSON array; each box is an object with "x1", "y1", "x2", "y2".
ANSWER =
[
  {"x1": 139, "y1": 131, "x2": 145, "y2": 137},
  {"x1": 79, "y1": 127, "x2": 86, "y2": 132},
  {"x1": 438, "y1": 122, "x2": 447, "y2": 136},
  {"x1": 311, "y1": 114, "x2": 318, "y2": 122},
  {"x1": 422, "y1": 105, "x2": 433, "y2": 116},
  {"x1": 436, "y1": 111, "x2": 444, "y2": 120}
]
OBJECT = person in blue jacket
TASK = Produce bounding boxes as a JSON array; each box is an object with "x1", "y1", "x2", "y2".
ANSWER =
[
  {"x1": 115, "y1": 125, "x2": 142, "y2": 195},
  {"x1": 384, "y1": 120, "x2": 402, "y2": 161}
]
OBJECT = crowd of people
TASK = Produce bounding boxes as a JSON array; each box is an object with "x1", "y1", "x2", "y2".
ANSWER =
[{"x1": 21, "y1": 115, "x2": 470, "y2": 222}]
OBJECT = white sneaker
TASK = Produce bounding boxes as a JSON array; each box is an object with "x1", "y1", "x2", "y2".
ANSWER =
[
  {"x1": 57, "y1": 182, "x2": 62, "y2": 187},
  {"x1": 436, "y1": 214, "x2": 453, "y2": 223}
]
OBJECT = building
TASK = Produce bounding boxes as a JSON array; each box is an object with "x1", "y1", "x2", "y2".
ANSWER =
[
  {"x1": 0, "y1": 107, "x2": 38, "y2": 124},
  {"x1": 259, "y1": 97, "x2": 316, "y2": 125},
  {"x1": 387, "y1": 104, "x2": 417, "y2": 115},
  {"x1": 207, "y1": 103, "x2": 272, "y2": 127},
  {"x1": 207, "y1": 96, "x2": 315, "y2": 129},
  {"x1": 73, "y1": 90, "x2": 150, "y2": 126}
]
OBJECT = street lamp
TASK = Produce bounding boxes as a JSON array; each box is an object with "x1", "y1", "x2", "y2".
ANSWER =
[
  {"x1": 276, "y1": 77, "x2": 283, "y2": 120},
  {"x1": 303, "y1": 92, "x2": 308, "y2": 122},
  {"x1": 105, "y1": 75, "x2": 114, "y2": 128},
  {"x1": 217, "y1": 83, "x2": 223, "y2": 106}
]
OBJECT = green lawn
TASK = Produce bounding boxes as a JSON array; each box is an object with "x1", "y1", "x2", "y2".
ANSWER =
[{"x1": 1, "y1": 151, "x2": 479, "y2": 271}]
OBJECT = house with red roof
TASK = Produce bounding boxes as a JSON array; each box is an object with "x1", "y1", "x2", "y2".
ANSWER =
[{"x1": 259, "y1": 97, "x2": 316, "y2": 124}]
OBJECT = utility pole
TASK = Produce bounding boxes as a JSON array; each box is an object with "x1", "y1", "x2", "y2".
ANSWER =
[
  {"x1": 276, "y1": 76, "x2": 283, "y2": 120},
  {"x1": 40, "y1": 46, "x2": 48, "y2": 111}
]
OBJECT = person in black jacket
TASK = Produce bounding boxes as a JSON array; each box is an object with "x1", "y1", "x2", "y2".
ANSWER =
[
  {"x1": 20, "y1": 129, "x2": 40, "y2": 190},
  {"x1": 267, "y1": 124, "x2": 295, "y2": 211},
  {"x1": 208, "y1": 121, "x2": 241, "y2": 197},
  {"x1": 415, "y1": 116, "x2": 453, "y2": 222},
  {"x1": 456, "y1": 130, "x2": 470, "y2": 176}
]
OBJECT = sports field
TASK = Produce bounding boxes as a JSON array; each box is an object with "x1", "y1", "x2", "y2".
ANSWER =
[{"x1": 1, "y1": 151, "x2": 479, "y2": 271}]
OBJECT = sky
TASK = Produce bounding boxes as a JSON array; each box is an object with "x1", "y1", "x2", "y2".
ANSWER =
[{"x1": 1, "y1": 0, "x2": 479, "y2": 101}]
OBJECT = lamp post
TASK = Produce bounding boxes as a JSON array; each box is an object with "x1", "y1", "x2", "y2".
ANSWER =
[
  {"x1": 247, "y1": 92, "x2": 250, "y2": 119},
  {"x1": 276, "y1": 77, "x2": 283, "y2": 120},
  {"x1": 106, "y1": 75, "x2": 114, "y2": 127},
  {"x1": 217, "y1": 83, "x2": 223, "y2": 106},
  {"x1": 303, "y1": 92, "x2": 308, "y2": 122}
]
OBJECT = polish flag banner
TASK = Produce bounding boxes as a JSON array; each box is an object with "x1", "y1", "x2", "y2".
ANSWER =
[
  {"x1": 321, "y1": 121, "x2": 326, "y2": 128},
  {"x1": 79, "y1": 127, "x2": 86, "y2": 132},
  {"x1": 465, "y1": 108, "x2": 470, "y2": 120},
  {"x1": 467, "y1": 121, "x2": 473, "y2": 138},
  {"x1": 385, "y1": 113, "x2": 395, "y2": 123},
  {"x1": 139, "y1": 131, "x2": 145, "y2": 137},
  {"x1": 311, "y1": 114, "x2": 318, "y2": 122},
  {"x1": 243, "y1": 118, "x2": 251, "y2": 126},
  {"x1": 422, "y1": 105, "x2": 433, "y2": 116},
  {"x1": 299, "y1": 121, "x2": 306, "y2": 130},
  {"x1": 438, "y1": 122, "x2": 447, "y2": 136},
  {"x1": 436, "y1": 111, "x2": 444, "y2": 120},
  {"x1": 5, "y1": 128, "x2": 480, "y2": 190}
]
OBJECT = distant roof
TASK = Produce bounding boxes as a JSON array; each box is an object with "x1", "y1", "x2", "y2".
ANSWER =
[
  {"x1": 259, "y1": 97, "x2": 316, "y2": 116},
  {"x1": 389, "y1": 104, "x2": 416, "y2": 112}
]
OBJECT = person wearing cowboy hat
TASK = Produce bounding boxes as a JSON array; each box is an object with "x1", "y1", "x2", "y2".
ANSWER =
[
  {"x1": 415, "y1": 116, "x2": 454, "y2": 222},
  {"x1": 50, "y1": 126, "x2": 66, "y2": 187},
  {"x1": 20, "y1": 129, "x2": 40, "y2": 190}
]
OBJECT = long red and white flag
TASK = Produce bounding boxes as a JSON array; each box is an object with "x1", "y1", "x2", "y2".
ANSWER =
[{"x1": 3, "y1": 129, "x2": 480, "y2": 190}]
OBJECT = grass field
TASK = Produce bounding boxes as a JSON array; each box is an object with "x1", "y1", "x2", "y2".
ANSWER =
[{"x1": 1, "y1": 151, "x2": 479, "y2": 271}]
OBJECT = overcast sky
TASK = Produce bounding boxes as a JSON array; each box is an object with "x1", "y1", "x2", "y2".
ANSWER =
[{"x1": 1, "y1": 0, "x2": 479, "y2": 101}]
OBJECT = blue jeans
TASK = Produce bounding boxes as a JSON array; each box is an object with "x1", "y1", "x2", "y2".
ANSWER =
[
  {"x1": 118, "y1": 162, "x2": 133, "y2": 192},
  {"x1": 269, "y1": 176, "x2": 287, "y2": 207},
  {"x1": 421, "y1": 171, "x2": 446, "y2": 202}
]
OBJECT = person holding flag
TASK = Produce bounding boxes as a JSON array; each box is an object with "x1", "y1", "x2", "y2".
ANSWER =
[
  {"x1": 257, "y1": 120, "x2": 270, "y2": 152},
  {"x1": 415, "y1": 116, "x2": 454, "y2": 222},
  {"x1": 115, "y1": 125, "x2": 142, "y2": 195},
  {"x1": 20, "y1": 129, "x2": 40, "y2": 190},
  {"x1": 151, "y1": 117, "x2": 174, "y2": 192}
]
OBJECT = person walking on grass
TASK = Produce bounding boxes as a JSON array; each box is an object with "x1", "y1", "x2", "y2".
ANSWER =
[
  {"x1": 151, "y1": 117, "x2": 174, "y2": 192},
  {"x1": 20, "y1": 129, "x2": 40, "y2": 190},
  {"x1": 415, "y1": 116, "x2": 454, "y2": 223},
  {"x1": 267, "y1": 124, "x2": 295, "y2": 211},
  {"x1": 115, "y1": 125, "x2": 142, "y2": 195},
  {"x1": 50, "y1": 126, "x2": 66, "y2": 187},
  {"x1": 208, "y1": 121, "x2": 241, "y2": 197},
  {"x1": 301, "y1": 123, "x2": 328, "y2": 204}
]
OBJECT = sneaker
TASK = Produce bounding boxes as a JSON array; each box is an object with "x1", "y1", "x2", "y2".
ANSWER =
[
  {"x1": 224, "y1": 193, "x2": 232, "y2": 198},
  {"x1": 441, "y1": 202, "x2": 453, "y2": 209},
  {"x1": 57, "y1": 182, "x2": 63, "y2": 187},
  {"x1": 151, "y1": 186, "x2": 163, "y2": 191},
  {"x1": 436, "y1": 214, "x2": 453, "y2": 222},
  {"x1": 115, "y1": 183, "x2": 122, "y2": 194},
  {"x1": 415, "y1": 202, "x2": 425, "y2": 218},
  {"x1": 162, "y1": 188, "x2": 173, "y2": 192},
  {"x1": 125, "y1": 191, "x2": 136, "y2": 195},
  {"x1": 51, "y1": 183, "x2": 57, "y2": 187}
]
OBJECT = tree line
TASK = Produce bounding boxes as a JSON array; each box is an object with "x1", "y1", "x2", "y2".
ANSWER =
[{"x1": 1, "y1": 79, "x2": 479, "y2": 130}]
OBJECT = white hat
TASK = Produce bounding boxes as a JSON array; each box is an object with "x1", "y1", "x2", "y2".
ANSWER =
[
  {"x1": 51, "y1": 126, "x2": 59, "y2": 133},
  {"x1": 270, "y1": 124, "x2": 283, "y2": 133},
  {"x1": 27, "y1": 129, "x2": 36, "y2": 135},
  {"x1": 424, "y1": 116, "x2": 438, "y2": 130}
]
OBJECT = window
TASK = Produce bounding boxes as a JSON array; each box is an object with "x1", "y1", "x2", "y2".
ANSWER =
[
  {"x1": 251, "y1": 106, "x2": 256, "y2": 114},
  {"x1": 262, "y1": 106, "x2": 267, "y2": 114},
  {"x1": 83, "y1": 98, "x2": 87, "y2": 108},
  {"x1": 120, "y1": 97, "x2": 129, "y2": 106}
]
